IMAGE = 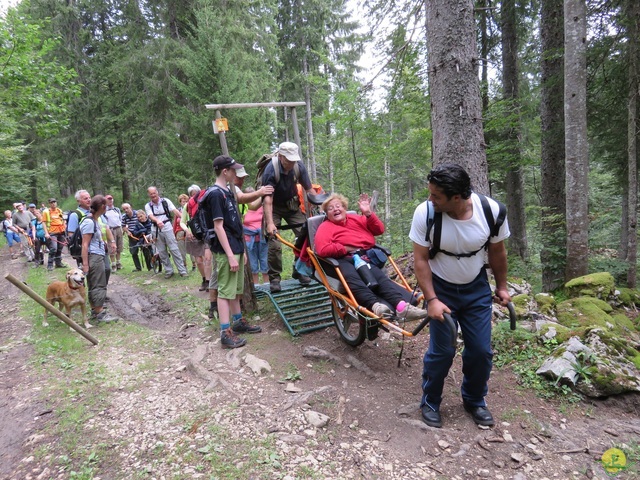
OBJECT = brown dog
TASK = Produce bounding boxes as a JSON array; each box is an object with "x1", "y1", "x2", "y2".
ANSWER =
[{"x1": 44, "y1": 268, "x2": 90, "y2": 329}]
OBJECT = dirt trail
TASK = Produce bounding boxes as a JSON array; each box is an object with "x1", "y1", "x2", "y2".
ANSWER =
[
  {"x1": 0, "y1": 254, "x2": 48, "y2": 477},
  {"x1": 1, "y1": 249, "x2": 639, "y2": 479}
]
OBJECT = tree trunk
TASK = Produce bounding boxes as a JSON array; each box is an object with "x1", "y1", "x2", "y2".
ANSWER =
[
  {"x1": 540, "y1": 0, "x2": 566, "y2": 291},
  {"x1": 425, "y1": 0, "x2": 488, "y2": 193},
  {"x1": 501, "y1": 0, "x2": 528, "y2": 260},
  {"x1": 478, "y1": 0, "x2": 490, "y2": 113},
  {"x1": 113, "y1": 122, "x2": 131, "y2": 202},
  {"x1": 564, "y1": 0, "x2": 589, "y2": 280},
  {"x1": 626, "y1": 0, "x2": 639, "y2": 288}
]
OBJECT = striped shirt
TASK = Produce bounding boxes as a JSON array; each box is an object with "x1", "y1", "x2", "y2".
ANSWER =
[{"x1": 122, "y1": 211, "x2": 138, "y2": 231}]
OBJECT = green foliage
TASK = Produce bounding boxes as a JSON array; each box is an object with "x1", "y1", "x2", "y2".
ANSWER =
[{"x1": 283, "y1": 362, "x2": 302, "y2": 382}]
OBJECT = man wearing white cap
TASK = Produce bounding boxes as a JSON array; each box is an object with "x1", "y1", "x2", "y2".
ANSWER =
[{"x1": 262, "y1": 141, "x2": 315, "y2": 292}]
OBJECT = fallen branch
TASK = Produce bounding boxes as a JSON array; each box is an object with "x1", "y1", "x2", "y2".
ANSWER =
[
  {"x1": 425, "y1": 463, "x2": 445, "y2": 475},
  {"x1": 477, "y1": 439, "x2": 491, "y2": 451},
  {"x1": 556, "y1": 447, "x2": 586, "y2": 454}
]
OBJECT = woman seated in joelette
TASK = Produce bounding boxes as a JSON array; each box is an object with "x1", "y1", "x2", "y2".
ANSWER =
[{"x1": 314, "y1": 193, "x2": 428, "y2": 320}]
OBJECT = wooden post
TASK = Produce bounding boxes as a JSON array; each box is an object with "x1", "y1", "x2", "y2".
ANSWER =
[
  {"x1": 290, "y1": 107, "x2": 302, "y2": 155},
  {"x1": 216, "y1": 110, "x2": 229, "y2": 156},
  {"x1": 5, "y1": 273, "x2": 99, "y2": 346}
]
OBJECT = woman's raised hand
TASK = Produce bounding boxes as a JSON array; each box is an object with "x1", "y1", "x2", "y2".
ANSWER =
[{"x1": 358, "y1": 193, "x2": 372, "y2": 216}]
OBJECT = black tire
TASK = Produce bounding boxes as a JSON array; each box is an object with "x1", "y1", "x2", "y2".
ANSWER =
[{"x1": 331, "y1": 297, "x2": 367, "y2": 346}]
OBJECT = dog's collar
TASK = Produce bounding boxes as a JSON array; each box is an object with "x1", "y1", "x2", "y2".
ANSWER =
[{"x1": 69, "y1": 282, "x2": 83, "y2": 290}]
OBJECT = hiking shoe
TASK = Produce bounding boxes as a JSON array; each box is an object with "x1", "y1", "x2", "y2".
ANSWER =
[
  {"x1": 164, "y1": 272, "x2": 174, "y2": 279},
  {"x1": 232, "y1": 318, "x2": 262, "y2": 334},
  {"x1": 221, "y1": 329, "x2": 246, "y2": 349},
  {"x1": 199, "y1": 280, "x2": 208, "y2": 291},
  {"x1": 208, "y1": 305, "x2": 218, "y2": 320},
  {"x1": 270, "y1": 280, "x2": 281, "y2": 293},
  {"x1": 92, "y1": 310, "x2": 118, "y2": 323},
  {"x1": 372, "y1": 302, "x2": 393, "y2": 317},
  {"x1": 180, "y1": 272, "x2": 188, "y2": 277},
  {"x1": 47, "y1": 265, "x2": 54, "y2": 271},
  {"x1": 464, "y1": 404, "x2": 495, "y2": 426},
  {"x1": 292, "y1": 269, "x2": 311, "y2": 286},
  {"x1": 55, "y1": 262, "x2": 69, "y2": 269},
  {"x1": 421, "y1": 406, "x2": 442, "y2": 428},
  {"x1": 396, "y1": 304, "x2": 429, "y2": 321},
  {"x1": 116, "y1": 262, "x2": 123, "y2": 270}
]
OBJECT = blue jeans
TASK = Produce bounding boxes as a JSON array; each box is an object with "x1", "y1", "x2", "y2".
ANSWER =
[
  {"x1": 5, "y1": 231, "x2": 21, "y2": 247},
  {"x1": 421, "y1": 269, "x2": 493, "y2": 411},
  {"x1": 247, "y1": 239, "x2": 268, "y2": 274}
]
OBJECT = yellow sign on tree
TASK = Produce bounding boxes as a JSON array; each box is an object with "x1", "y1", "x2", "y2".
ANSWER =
[{"x1": 212, "y1": 118, "x2": 229, "y2": 133}]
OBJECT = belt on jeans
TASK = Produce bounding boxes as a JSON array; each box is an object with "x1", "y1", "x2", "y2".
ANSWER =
[{"x1": 110, "y1": 226, "x2": 122, "y2": 230}]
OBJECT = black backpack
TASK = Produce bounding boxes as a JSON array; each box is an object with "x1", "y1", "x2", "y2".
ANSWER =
[
  {"x1": 189, "y1": 186, "x2": 220, "y2": 244},
  {"x1": 425, "y1": 193, "x2": 507, "y2": 260},
  {"x1": 68, "y1": 211, "x2": 98, "y2": 259}
]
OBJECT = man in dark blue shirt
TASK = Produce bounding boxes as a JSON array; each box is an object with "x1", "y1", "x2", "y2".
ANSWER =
[{"x1": 262, "y1": 142, "x2": 315, "y2": 292}]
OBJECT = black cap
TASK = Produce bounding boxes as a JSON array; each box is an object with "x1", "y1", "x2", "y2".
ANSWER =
[{"x1": 213, "y1": 155, "x2": 243, "y2": 170}]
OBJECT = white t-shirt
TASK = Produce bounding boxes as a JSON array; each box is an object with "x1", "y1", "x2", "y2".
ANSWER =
[
  {"x1": 409, "y1": 193, "x2": 510, "y2": 284},
  {"x1": 145, "y1": 198, "x2": 176, "y2": 231}
]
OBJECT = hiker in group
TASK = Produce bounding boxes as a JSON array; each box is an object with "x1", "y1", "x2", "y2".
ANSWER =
[
  {"x1": 80, "y1": 195, "x2": 117, "y2": 323},
  {"x1": 205, "y1": 155, "x2": 262, "y2": 348},
  {"x1": 12, "y1": 202, "x2": 36, "y2": 261},
  {"x1": 42, "y1": 198, "x2": 67, "y2": 270},
  {"x1": 242, "y1": 187, "x2": 268, "y2": 285},
  {"x1": 67, "y1": 189, "x2": 92, "y2": 268},
  {"x1": 145, "y1": 186, "x2": 188, "y2": 279},
  {"x1": 27, "y1": 203, "x2": 38, "y2": 217},
  {"x1": 261, "y1": 141, "x2": 316, "y2": 292},
  {"x1": 121, "y1": 203, "x2": 142, "y2": 271},
  {"x1": 409, "y1": 163, "x2": 511, "y2": 429},
  {"x1": 181, "y1": 185, "x2": 210, "y2": 292},
  {"x1": 314, "y1": 193, "x2": 428, "y2": 320},
  {"x1": 31, "y1": 210, "x2": 50, "y2": 267},
  {"x1": 97, "y1": 209, "x2": 116, "y2": 285},
  {"x1": 2, "y1": 210, "x2": 22, "y2": 259},
  {"x1": 204, "y1": 175, "x2": 273, "y2": 320},
  {"x1": 132, "y1": 210, "x2": 153, "y2": 270},
  {"x1": 174, "y1": 193, "x2": 190, "y2": 274},
  {"x1": 104, "y1": 194, "x2": 124, "y2": 270}
]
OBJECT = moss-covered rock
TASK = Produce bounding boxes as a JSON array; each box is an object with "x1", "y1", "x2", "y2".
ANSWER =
[
  {"x1": 610, "y1": 313, "x2": 636, "y2": 333},
  {"x1": 534, "y1": 293, "x2": 556, "y2": 315},
  {"x1": 617, "y1": 288, "x2": 640, "y2": 308},
  {"x1": 564, "y1": 272, "x2": 615, "y2": 299},
  {"x1": 511, "y1": 294, "x2": 530, "y2": 317},
  {"x1": 537, "y1": 329, "x2": 640, "y2": 397},
  {"x1": 538, "y1": 323, "x2": 573, "y2": 343},
  {"x1": 556, "y1": 297, "x2": 613, "y2": 329}
]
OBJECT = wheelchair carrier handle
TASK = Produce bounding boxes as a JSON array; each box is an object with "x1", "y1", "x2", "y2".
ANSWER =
[
  {"x1": 507, "y1": 302, "x2": 517, "y2": 330},
  {"x1": 442, "y1": 313, "x2": 458, "y2": 348},
  {"x1": 307, "y1": 192, "x2": 330, "y2": 205}
]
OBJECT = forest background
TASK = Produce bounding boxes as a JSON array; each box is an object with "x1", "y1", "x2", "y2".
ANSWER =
[{"x1": 0, "y1": 0, "x2": 638, "y2": 294}]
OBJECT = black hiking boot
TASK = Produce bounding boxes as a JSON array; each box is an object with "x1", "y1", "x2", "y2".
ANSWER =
[
  {"x1": 221, "y1": 329, "x2": 246, "y2": 349},
  {"x1": 232, "y1": 318, "x2": 262, "y2": 334}
]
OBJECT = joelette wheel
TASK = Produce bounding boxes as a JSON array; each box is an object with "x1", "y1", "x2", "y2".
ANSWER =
[{"x1": 331, "y1": 296, "x2": 366, "y2": 346}]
